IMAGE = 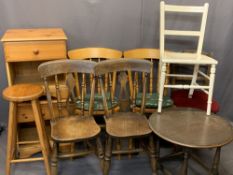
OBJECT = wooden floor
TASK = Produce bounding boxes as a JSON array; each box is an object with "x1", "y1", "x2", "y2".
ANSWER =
[{"x1": 0, "y1": 129, "x2": 233, "y2": 175}]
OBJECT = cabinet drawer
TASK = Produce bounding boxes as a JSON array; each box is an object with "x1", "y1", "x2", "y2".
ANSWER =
[{"x1": 4, "y1": 40, "x2": 67, "y2": 62}]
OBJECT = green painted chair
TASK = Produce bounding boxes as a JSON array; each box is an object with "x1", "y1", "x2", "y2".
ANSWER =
[
  {"x1": 123, "y1": 48, "x2": 173, "y2": 113},
  {"x1": 68, "y1": 47, "x2": 122, "y2": 115}
]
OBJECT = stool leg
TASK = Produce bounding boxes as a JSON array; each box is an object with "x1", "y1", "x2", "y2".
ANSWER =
[
  {"x1": 31, "y1": 100, "x2": 51, "y2": 175},
  {"x1": 6, "y1": 102, "x2": 17, "y2": 175}
]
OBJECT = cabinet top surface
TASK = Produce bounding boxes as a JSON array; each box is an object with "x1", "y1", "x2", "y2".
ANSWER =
[{"x1": 1, "y1": 28, "x2": 67, "y2": 42}]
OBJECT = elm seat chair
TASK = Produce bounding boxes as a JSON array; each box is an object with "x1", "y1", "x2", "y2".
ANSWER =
[
  {"x1": 94, "y1": 59, "x2": 157, "y2": 175},
  {"x1": 38, "y1": 60, "x2": 104, "y2": 175},
  {"x1": 158, "y1": 1, "x2": 218, "y2": 115},
  {"x1": 68, "y1": 47, "x2": 122, "y2": 116},
  {"x1": 123, "y1": 48, "x2": 173, "y2": 113}
]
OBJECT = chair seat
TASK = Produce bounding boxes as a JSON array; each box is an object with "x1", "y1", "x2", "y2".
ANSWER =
[
  {"x1": 76, "y1": 93, "x2": 118, "y2": 111},
  {"x1": 105, "y1": 112, "x2": 152, "y2": 138},
  {"x1": 51, "y1": 116, "x2": 101, "y2": 142},
  {"x1": 162, "y1": 51, "x2": 218, "y2": 65},
  {"x1": 136, "y1": 92, "x2": 173, "y2": 108}
]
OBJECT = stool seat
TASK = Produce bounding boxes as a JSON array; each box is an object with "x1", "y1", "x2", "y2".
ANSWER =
[{"x1": 3, "y1": 84, "x2": 44, "y2": 102}]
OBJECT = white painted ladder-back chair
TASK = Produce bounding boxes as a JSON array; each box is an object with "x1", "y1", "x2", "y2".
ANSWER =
[{"x1": 158, "y1": 1, "x2": 218, "y2": 115}]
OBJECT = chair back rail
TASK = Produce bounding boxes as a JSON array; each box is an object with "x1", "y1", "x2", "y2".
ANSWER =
[
  {"x1": 124, "y1": 48, "x2": 160, "y2": 96},
  {"x1": 94, "y1": 59, "x2": 152, "y2": 116},
  {"x1": 38, "y1": 60, "x2": 97, "y2": 120},
  {"x1": 68, "y1": 47, "x2": 122, "y2": 104},
  {"x1": 94, "y1": 59, "x2": 151, "y2": 75}
]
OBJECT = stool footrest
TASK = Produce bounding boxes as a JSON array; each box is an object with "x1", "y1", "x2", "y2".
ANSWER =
[
  {"x1": 11, "y1": 157, "x2": 44, "y2": 163},
  {"x1": 18, "y1": 140, "x2": 40, "y2": 145}
]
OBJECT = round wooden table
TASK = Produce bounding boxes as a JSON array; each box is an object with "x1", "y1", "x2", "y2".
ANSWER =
[{"x1": 149, "y1": 108, "x2": 233, "y2": 175}]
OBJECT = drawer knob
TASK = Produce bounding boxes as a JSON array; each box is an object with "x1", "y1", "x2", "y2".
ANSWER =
[{"x1": 33, "y1": 50, "x2": 40, "y2": 55}]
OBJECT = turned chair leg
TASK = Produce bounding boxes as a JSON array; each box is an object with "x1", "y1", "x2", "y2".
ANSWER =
[
  {"x1": 149, "y1": 135, "x2": 157, "y2": 175},
  {"x1": 104, "y1": 136, "x2": 113, "y2": 175},
  {"x1": 51, "y1": 142, "x2": 58, "y2": 175},
  {"x1": 188, "y1": 64, "x2": 199, "y2": 98},
  {"x1": 158, "y1": 63, "x2": 166, "y2": 113},
  {"x1": 207, "y1": 65, "x2": 216, "y2": 115},
  {"x1": 96, "y1": 137, "x2": 104, "y2": 171}
]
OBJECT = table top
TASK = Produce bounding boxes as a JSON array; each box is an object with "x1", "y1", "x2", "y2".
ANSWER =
[{"x1": 149, "y1": 109, "x2": 233, "y2": 148}]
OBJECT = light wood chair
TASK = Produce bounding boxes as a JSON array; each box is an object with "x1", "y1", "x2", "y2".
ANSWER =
[
  {"x1": 158, "y1": 1, "x2": 218, "y2": 115},
  {"x1": 94, "y1": 59, "x2": 157, "y2": 175},
  {"x1": 68, "y1": 47, "x2": 122, "y2": 115},
  {"x1": 123, "y1": 48, "x2": 173, "y2": 113},
  {"x1": 38, "y1": 60, "x2": 104, "y2": 175}
]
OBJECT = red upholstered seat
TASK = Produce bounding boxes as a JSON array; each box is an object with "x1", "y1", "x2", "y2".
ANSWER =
[{"x1": 171, "y1": 90, "x2": 220, "y2": 113}]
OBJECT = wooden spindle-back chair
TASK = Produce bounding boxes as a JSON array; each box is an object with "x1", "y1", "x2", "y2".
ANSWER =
[
  {"x1": 124, "y1": 48, "x2": 173, "y2": 113},
  {"x1": 68, "y1": 47, "x2": 122, "y2": 115},
  {"x1": 94, "y1": 59, "x2": 157, "y2": 175},
  {"x1": 38, "y1": 59, "x2": 104, "y2": 175}
]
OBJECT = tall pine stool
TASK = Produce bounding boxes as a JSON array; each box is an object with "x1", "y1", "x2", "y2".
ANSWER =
[{"x1": 3, "y1": 84, "x2": 51, "y2": 175}]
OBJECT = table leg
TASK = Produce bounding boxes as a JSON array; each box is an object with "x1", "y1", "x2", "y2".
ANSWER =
[
  {"x1": 210, "y1": 147, "x2": 221, "y2": 175},
  {"x1": 180, "y1": 149, "x2": 189, "y2": 175}
]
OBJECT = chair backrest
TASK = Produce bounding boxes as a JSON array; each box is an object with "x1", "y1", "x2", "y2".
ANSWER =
[
  {"x1": 160, "y1": 1, "x2": 209, "y2": 59},
  {"x1": 68, "y1": 47, "x2": 122, "y2": 98},
  {"x1": 124, "y1": 48, "x2": 160, "y2": 96},
  {"x1": 94, "y1": 59, "x2": 152, "y2": 116},
  {"x1": 38, "y1": 59, "x2": 97, "y2": 119},
  {"x1": 68, "y1": 47, "x2": 122, "y2": 60}
]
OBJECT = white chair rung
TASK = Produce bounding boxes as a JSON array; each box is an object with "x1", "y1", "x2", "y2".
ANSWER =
[
  {"x1": 164, "y1": 4, "x2": 206, "y2": 13},
  {"x1": 165, "y1": 30, "x2": 201, "y2": 37},
  {"x1": 164, "y1": 84, "x2": 209, "y2": 89},
  {"x1": 166, "y1": 74, "x2": 193, "y2": 78},
  {"x1": 198, "y1": 70, "x2": 210, "y2": 80}
]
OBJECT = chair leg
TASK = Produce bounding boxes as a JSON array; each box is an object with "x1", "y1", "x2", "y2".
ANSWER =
[
  {"x1": 51, "y1": 142, "x2": 58, "y2": 175},
  {"x1": 96, "y1": 137, "x2": 104, "y2": 171},
  {"x1": 149, "y1": 135, "x2": 157, "y2": 175},
  {"x1": 104, "y1": 136, "x2": 113, "y2": 175},
  {"x1": 188, "y1": 65, "x2": 199, "y2": 98},
  {"x1": 6, "y1": 102, "x2": 17, "y2": 175},
  {"x1": 207, "y1": 65, "x2": 216, "y2": 115},
  {"x1": 158, "y1": 63, "x2": 167, "y2": 113}
]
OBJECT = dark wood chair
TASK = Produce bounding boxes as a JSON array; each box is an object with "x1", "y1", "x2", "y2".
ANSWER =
[
  {"x1": 68, "y1": 47, "x2": 122, "y2": 116},
  {"x1": 94, "y1": 59, "x2": 157, "y2": 175},
  {"x1": 38, "y1": 59, "x2": 104, "y2": 175}
]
